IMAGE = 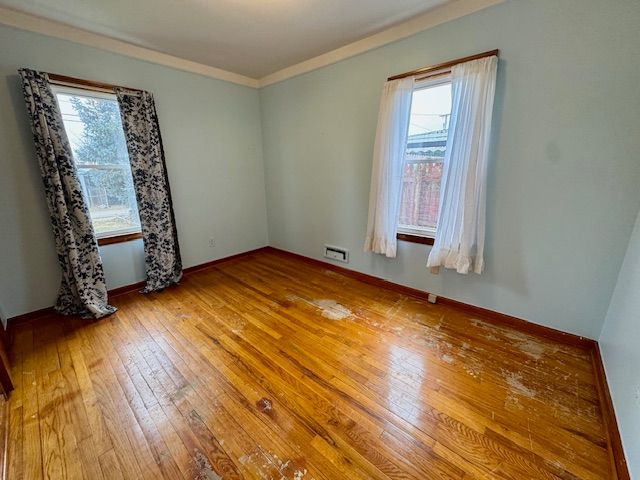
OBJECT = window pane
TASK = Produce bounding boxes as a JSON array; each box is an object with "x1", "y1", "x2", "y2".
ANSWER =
[
  {"x1": 55, "y1": 90, "x2": 141, "y2": 238},
  {"x1": 399, "y1": 82, "x2": 451, "y2": 235}
]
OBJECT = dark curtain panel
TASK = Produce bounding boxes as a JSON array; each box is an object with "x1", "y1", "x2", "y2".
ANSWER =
[
  {"x1": 18, "y1": 68, "x2": 116, "y2": 318},
  {"x1": 115, "y1": 88, "x2": 182, "y2": 292}
]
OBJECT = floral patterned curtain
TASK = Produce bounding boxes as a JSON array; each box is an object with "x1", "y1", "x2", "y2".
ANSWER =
[
  {"x1": 18, "y1": 68, "x2": 116, "y2": 318},
  {"x1": 115, "y1": 88, "x2": 183, "y2": 292}
]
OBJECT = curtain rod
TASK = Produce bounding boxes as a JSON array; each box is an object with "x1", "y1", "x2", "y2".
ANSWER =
[
  {"x1": 47, "y1": 73, "x2": 144, "y2": 94},
  {"x1": 387, "y1": 49, "x2": 499, "y2": 82}
]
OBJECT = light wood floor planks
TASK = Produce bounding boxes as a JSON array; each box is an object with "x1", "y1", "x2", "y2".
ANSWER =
[{"x1": 6, "y1": 249, "x2": 612, "y2": 479}]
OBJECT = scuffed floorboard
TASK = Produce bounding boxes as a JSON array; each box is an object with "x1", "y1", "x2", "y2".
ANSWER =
[{"x1": 6, "y1": 250, "x2": 609, "y2": 479}]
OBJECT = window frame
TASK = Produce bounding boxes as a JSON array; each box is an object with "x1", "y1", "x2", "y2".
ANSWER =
[
  {"x1": 51, "y1": 84, "x2": 142, "y2": 246},
  {"x1": 397, "y1": 74, "x2": 452, "y2": 245}
]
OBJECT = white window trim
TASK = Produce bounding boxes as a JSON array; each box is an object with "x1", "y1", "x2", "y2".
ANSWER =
[
  {"x1": 397, "y1": 73, "x2": 452, "y2": 240},
  {"x1": 397, "y1": 224, "x2": 437, "y2": 239},
  {"x1": 51, "y1": 84, "x2": 117, "y2": 101},
  {"x1": 413, "y1": 72, "x2": 452, "y2": 91},
  {"x1": 94, "y1": 226, "x2": 141, "y2": 240}
]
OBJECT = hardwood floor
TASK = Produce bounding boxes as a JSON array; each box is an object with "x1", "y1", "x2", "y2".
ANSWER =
[{"x1": 6, "y1": 249, "x2": 612, "y2": 479}]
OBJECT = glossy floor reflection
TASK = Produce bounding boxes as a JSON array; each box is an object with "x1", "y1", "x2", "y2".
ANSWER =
[{"x1": 7, "y1": 249, "x2": 610, "y2": 479}]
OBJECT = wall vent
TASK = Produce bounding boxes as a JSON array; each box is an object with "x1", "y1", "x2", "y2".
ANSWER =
[{"x1": 324, "y1": 244, "x2": 349, "y2": 263}]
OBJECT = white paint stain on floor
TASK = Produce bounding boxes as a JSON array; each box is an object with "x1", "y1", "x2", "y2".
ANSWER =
[
  {"x1": 440, "y1": 354, "x2": 455, "y2": 364},
  {"x1": 239, "y1": 447, "x2": 307, "y2": 480},
  {"x1": 464, "y1": 362, "x2": 482, "y2": 378},
  {"x1": 293, "y1": 469, "x2": 308, "y2": 480},
  {"x1": 310, "y1": 299, "x2": 352, "y2": 320},
  {"x1": 518, "y1": 340, "x2": 559, "y2": 360},
  {"x1": 285, "y1": 294, "x2": 353, "y2": 321},
  {"x1": 471, "y1": 318, "x2": 559, "y2": 361},
  {"x1": 503, "y1": 370, "x2": 537, "y2": 398}
]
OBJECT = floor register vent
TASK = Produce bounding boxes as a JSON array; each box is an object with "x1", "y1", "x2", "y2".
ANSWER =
[{"x1": 324, "y1": 244, "x2": 349, "y2": 263}]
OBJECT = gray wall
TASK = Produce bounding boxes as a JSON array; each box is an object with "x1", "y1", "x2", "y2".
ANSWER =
[
  {"x1": 0, "y1": 24, "x2": 269, "y2": 322},
  {"x1": 259, "y1": 0, "x2": 640, "y2": 339},
  {"x1": 599, "y1": 209, "x2": 640, "y2": 478}
]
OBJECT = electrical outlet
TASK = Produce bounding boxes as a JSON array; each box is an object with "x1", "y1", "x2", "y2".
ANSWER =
[{"x1": 208, "y1": 237, "x2": 215, "y2": 248}]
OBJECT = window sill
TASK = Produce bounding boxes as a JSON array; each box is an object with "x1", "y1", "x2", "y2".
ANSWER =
[
  {"x1": 97, "y1": 232, "x2": 143, "y2": 246},
  {"x1": 397, "y1": 232, "x2": 435, "y2": 245}
]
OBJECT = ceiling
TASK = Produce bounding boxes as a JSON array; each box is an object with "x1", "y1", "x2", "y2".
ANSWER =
[{"x1": 0, "y1": 0, "x2": 451, "y2": 78}]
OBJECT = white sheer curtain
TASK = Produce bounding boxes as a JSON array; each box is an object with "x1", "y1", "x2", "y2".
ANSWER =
[
  {"x1": 363, "y1": 77, "x2": 414, "y2": 258},
  {"x1": 426, "y1": 56, "x2": 498, "y2": 274}
]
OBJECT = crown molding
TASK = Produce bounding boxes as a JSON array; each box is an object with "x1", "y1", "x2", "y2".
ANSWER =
[
  {"x1": 0, "y1": 7, "x2": 259, "y2": 88},
  {"x1": 0, "y1": 0, "x2": 505, "y2": 90},
  {"x1": 258, "y1": 0, "x2": 505, "y2": 87}
]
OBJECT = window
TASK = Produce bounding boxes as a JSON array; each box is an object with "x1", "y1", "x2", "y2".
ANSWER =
[
  {"x1": 53, "y1": 85, "x2": 141, "y2": 243},
  {"x1": 398, "y1": 77, "x2": 451, "y2": 240}
]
